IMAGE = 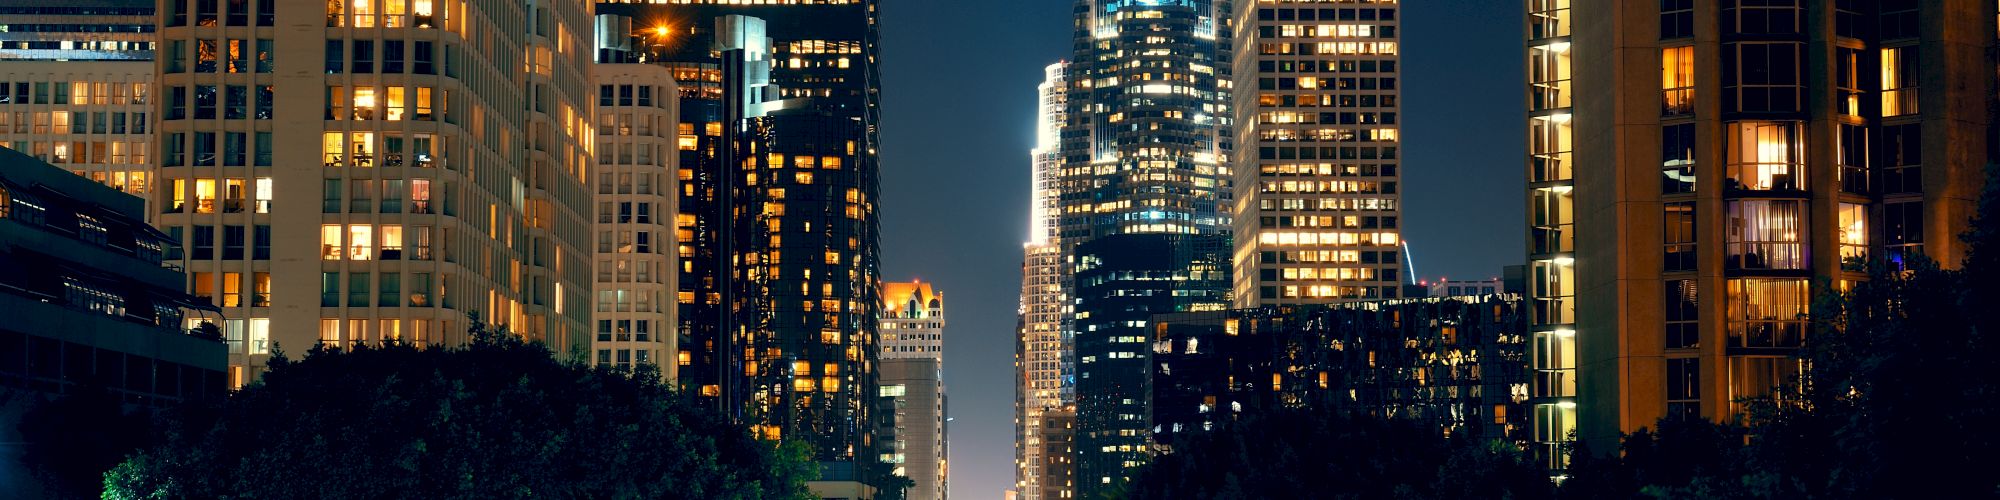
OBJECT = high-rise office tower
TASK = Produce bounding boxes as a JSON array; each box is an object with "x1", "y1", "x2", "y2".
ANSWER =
[
  {"x1": 594, "y1": 2, "x2": 884, "y2": 493},
  {"x1": 588, "y1": 35, "x2": 678, "y2": 377},
  {"x1": 0, "y1": 1, "x2": 157, "y2": 200},
  {"x1": 1060, "y1": 0, "x2": 1234, "y2": 494},
  {"x1": 879, "y1": 280, "x2": 946, "y2": 500},
  {"x1": 1523, "y1": 0, "x2": 1996, "y2": 467},
  {"x1": 1230, "y1": 1, "x2": 1404, "y2": 307},
  {"x1": 155, "y1": 0, "x2": 598, "y2": 384},
  {"x1": 1016, "y1": 61, "x2": 1070, "y2": 500}
]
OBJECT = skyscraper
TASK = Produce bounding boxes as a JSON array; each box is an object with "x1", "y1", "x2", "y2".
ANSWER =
[
  {"x1": 879, "y1": 280, "x2": 947, "y2": 500},
  {"x1": 1016, "y1": 61, "x2": 1070, "y2": 500},
  {"x1": 156, "y1": 0, "x2": 598, "y2": 384},
  {"x1": 1058, "y1": 0, "x2": 1234, "y2": 494},
  {"x1": 1524, "y1": 0, "x2": 1996, "y2": 467},
  {"x1": 593, "y1": 1, "x2": 884, "y2": 492},
  {"x1": 1230, "y1": 1, "x2": 1405, "y2": 307},
  {"x1": 0, "y1": 1, "x2": 157, "y2": 200}
]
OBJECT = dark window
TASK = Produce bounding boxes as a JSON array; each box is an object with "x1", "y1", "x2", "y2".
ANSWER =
[
  {"x1": 1660, "y1": 0, "x2": 1694, "y2": 39},
  {"x1": 1723, "y1": 0, "x2": 1800, "y2": 35},
  {"x1": 254, "y1": 225, "x2": 271, "y2": 260},
  {"x1": 1665, "y1": 202, "x2": 1697, "y2": 272},
  {"x1": 352, "y1": 40, "x2": 374, "y2": 73},
  {"x1": 1722, "y1": 42, "x2": 1802, "y2": 113},
  {"x1": 1838, "y1": 123, "x2": 1868, "y2": 194},
  {"x1": 384, "y1": 40, "x2": 405, "y2": 73},
  {"x1": 191, "y1": 225, "x2": 215, "y2": 260},
  {"x1": 1884, "y1": 201, "x2": 1924, "y2": 267},
  {"x1": 1880, "y1": 124, "x2": 1921, "y2": 194},
  {"x1": 325, "y1": 40, "x2": 342, "y2": 73},
  {"x1": 1667, "y1": 358, "x2": 1701, "y2": 420},
  {"x1": 1662, "y1": 123, "x2": 1696, "y2": 193},
  {"x1": 1880, "y1": 0, "x2": 1918, "y2": 40},
  {"x1": 223, "y1": 225, "x2": 245, "y2": 260}
]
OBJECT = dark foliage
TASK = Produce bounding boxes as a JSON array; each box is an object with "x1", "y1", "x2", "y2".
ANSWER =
[
  {"x1": 1123, "y1": 407, "x2": 1552, "y2": 500},
  {"x1": 1558, "y1": 163, "x2": 2000, "y2": 499},
  {"x1": 12, "y1": 388, "x2": 152, "y2": 499},
  {"x1": 102, "y1": 319, "x2": 815, "y2": 499}
]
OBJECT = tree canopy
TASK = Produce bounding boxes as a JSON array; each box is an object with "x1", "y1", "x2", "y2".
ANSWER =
[
  {"x1": 1123, "y1": 407, "x2": 1552, "y2": 500},
  {"x1": 102, "y1": 321, "x2": 815, "y2": 499}
]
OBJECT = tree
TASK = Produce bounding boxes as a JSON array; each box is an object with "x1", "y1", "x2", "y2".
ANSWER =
[
  {"x1": 103, "y1": 319, "x2": 815, "y2": 499},
  {"x1": 1122, "y1": 407, "x2": 1553, "y2": 500},
  {"x1": 1558, "y1": 163, "x2": 2000, "y2": 498},
  {"x1": 11, "y1": 387, "x2": 152, "y2": 499}
]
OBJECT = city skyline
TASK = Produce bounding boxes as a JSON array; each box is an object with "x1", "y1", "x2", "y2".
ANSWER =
[{"x1": 0, "y1": 0, "x2": 1535, "y2": 497}]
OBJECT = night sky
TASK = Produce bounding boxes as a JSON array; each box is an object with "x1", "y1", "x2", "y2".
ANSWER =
[{"x1": 875, "y1": 1, "x2": 1524, "y2": 497}]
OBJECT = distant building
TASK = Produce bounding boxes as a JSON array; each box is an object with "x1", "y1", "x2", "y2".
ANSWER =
[
  {"x1": 1071, "y1": 233, "x2": 1229, "y2": 494},
  {"x1": 0, "y1": 0, "x2": 157, "y2": 200},
  {"x1": 1424, "y1": 277, "x2": 1503, "y2": 298},
  {"x1": 1015, "y1": 61, "x2": 1068, "y2": 500},
  {"x1": 0, "y1": 145, "x2": 223, "y2": 401},
  {"x1": 1231, "y1": 0, "x2": 1407, "y2": 306},
  {"x1": 879, "y1": 280, "x2": 945, "y2": 500},
  {"x1": 1150, "y1": 295, "x2": 1531, "y2": 451},
  {"x1": 588, "y1": 52, "x2": 679, "y2": 378}
]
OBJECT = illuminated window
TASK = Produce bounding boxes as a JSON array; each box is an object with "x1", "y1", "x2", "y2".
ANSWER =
[
  {"x1": 1723, "y1": 121, "x2": 1804, "y2": 191},
  {"x1": 1661, "y1": 46, "x2": 1694, "y2": 115},
  {"x1": 1530, "y1": 186, "x2": 1573, "y2": 255},
  {"x1": 1726, "y1": 200, "x2": 1805, "y2": 270},
  {"x1": 348, "y1": 225, "x2": 373, "y2": 261},
  {"x1": 194, "y1": 179, "x2": 217, "y2": 213},
  {"x1": 1726, "y1": 278, "x2": 1808, "y2": 348},
  {"x1": 321, "y1": 224, "x2": 342, "y2": 260},
  {"x1": 1881, "y1": 46, "x2": 1918, "y2": 116},
  {"x1": 386, "y1": 87, "x2": 405, "y2": 120},
  {"x1": 1837, "y1": 203, "x2": 1867, "y2": 267}
]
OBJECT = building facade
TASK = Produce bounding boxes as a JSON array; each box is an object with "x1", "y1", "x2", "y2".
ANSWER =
[
  {"x1": 588, "y1": 59, "x2": 677, "y2": 376},
  {"x1": 0, "y1": 146, "x2": 225, "y2": 402},
  {"x1": 1016, "y1": 61, "x2": 1070, "y2": 500},
  {"x1": 155, "y1": 0, "x2": 598, "y2": 385},
  {"x1": 594, "y1": 2, "x2": 885, "y2": 492},
  {"x1": 1524, "y1": 0, "x2": 1997, "y2": 465},
  {"x1": 1426, "y1": 277, "x2": 1503, "y2": 298},
  {"x1": 1070, "y1": 233, "x2": 1230, "y2": 496},
  {"x1": 1230, "y1": 0, "x2": 1405, "y2": 308},
  {"x1": 0, "y1": 1, "x2": 157, "y2": 201},
  {"x1": 1150, "y1": 295, "x2": 1532, "y2": 451},
  {"x1": 879, "y1": 280, "x2": 946, "y2": 500},
  {"x1": 0, "y1": 147, "x2": 227, "y2": 496},
  {"x1": 1059, "y1": 0, "x2": 1237, "y2": 494}
]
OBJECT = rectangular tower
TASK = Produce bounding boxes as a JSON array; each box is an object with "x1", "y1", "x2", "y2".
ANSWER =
[
  {"x1": 156, "y1": 0, "x2": 598, "y2": 384},
  {"x1": 588, "y1": 52, "x2": 678, "y2": 378},
  {"x1": 1060, "y1": 0, "x2": 1236, "y2": 494},
  {"x1": 1525, "y1": 0, "x2": 1996, "y2": 466},
  {"x1": 0, "y1": 1, "x2": 158, "y2": 202},
  {"x1": 880, "y1": 280, "x2": 946, "y2": 500},
  {"x1": 1231, "y1": 1, "x2": 1405, "y2": 308},
  {"x1": 1016, "y1": 61, "x2": 1070, "y2": 500},
  {"x1": 593, "y1": 2, "x2": 885, "y2": 491}
]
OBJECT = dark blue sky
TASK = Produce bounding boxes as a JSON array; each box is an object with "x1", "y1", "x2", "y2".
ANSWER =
[{"x1": 876, "y1": 1, "x2": 1523, "y2": 496}]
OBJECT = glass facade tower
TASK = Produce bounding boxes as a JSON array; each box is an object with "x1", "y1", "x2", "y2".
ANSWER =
[{"x1": 1060, "y1": 0, "x2": 1235, "y2": 495}]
